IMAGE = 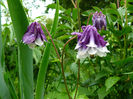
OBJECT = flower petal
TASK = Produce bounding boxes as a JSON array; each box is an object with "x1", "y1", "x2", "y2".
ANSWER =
[
  {"x1": 77, "y1": 48, "x2": 88, "y2": 59},
  {"x1": 96, "y1": 47, "x2": 109, "y2": 57},
  {"x1": 81, "y1": 26, "x2": 86, "y2": 31},
  {"x1": 86, "y1": 29, "x2": 97, "y2": 47},
  {"x1": 22, "y1": 32, "x2": 36, "y2": 44},
  {"x1": 88, "y1": 47, "x2": 97, "y2": 55},
  {"x1": 36, "y1": 23, "x2": 47, "y2": 42},
  {"x1": 92, "y1": 11, "x2": 107, "y2": 30},
  {"x1": 35, "y1": 37, "x2": 44, "y2": 46},
  {"x1": 75, "y1": 43, "x2": 81, "y2": 49},
  {"x1": 71, "y1": 32, "x2": 82, "y2": 41},
  {"x1": 72, "y1": 25, "x2": 109, "y2": 59},
  {"x1": 96, "y1": 51, "x2": 106, "y2": 57}
]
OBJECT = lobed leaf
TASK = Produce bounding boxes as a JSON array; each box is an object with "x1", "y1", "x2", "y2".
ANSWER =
[{"x1": 105, "y1": 76, "x2": 120, "y2": 91}]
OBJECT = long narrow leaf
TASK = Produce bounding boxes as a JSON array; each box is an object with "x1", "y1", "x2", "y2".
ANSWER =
[
  {"x1": 7, "y1": 0, "x2": 34, "y2": 99},
  {"x1": 35, "y1": 43, "x2": 51, "y2": 99},
  {"x1": 0, "y1": 69, "x2": 11, "y2": 99},
  {"x1": 0, "y1": 4, "x2": 11, "y2": 99},
  {"x1": 51, "y1": 0, "x2": 59, "y2": 38},
  {"x1": 35, "y1": 0, "x2": 59, "y2": 99}
]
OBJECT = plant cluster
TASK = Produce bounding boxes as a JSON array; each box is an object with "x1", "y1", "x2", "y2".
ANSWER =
[{"x1": 0, "y1": 0, "x2": 133, "y2": 99}]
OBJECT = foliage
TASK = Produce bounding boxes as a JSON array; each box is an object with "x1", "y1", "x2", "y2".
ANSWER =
[{"x1": 0, "y1": 0, "x2": 133, "y2": 99}]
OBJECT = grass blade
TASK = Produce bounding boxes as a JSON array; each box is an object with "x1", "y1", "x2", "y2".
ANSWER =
[
  {"x1": 35, "y1": 43, "x2": 51, "y2": 99},
  {"x1": 0, "y1": 69, "x2": 11, "y2": 99},
  {"x1": 35, "y1": 0, "x2": 59, "y2": 99},
  {"x1": 7, "y1": 0, "x2": 34, "y2": 99},
  {"x1": 0, "y1": 4, "x2": 11, "y2": 99},
  {"x1": 51, "y1": 0, "x2": 59, "y2": 37}
]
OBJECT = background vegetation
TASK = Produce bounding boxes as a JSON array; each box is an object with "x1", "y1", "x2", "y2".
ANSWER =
[{"x1": 0, "y1": 0, "x2": 133, "y2": 99}]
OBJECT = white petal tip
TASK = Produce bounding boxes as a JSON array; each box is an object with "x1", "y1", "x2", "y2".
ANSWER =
[
  {"x1": 28, "y1": 43, "x2": 36, "y2": 49},
  {"x1": 35, "y1": 38, "x2": 44, "y2": 46}
]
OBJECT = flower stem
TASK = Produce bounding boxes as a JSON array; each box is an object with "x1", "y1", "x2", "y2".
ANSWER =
[
  {"x1": 87, "y1": 13, "x2": 93, "y2": 25},
  {"x1": 41, "y1": 24, "x2": 61, "y2": 62},
  {"x1": 77, "y1": 0, "x2": 81, "y2": 32},
  {"x1": 62, "y1": 36, "x2": 77, "y2": 99},
  {"x1": 74, "y1": 59, "x2": 80, "y2": 99},
  {"x1": 74, "y1": 0, "x2": 81, "y2": 98},
  {"x1": 117, "y1": 0, "x2": 119, "y2": 8},
  {"x1": 42, "y1": 23, "x2": 73, "y2": 98},
  {"x1": 42, "y1": 23, "x2": 73, "y2": 99},
  {"x1": 117, "y1": 0, "x2": 119, "y2": 30},
  {"x1": 124, "y1": 0, "x2": 128, "y2": 59},
  {"x1": 71, "y1": 0, "x2": 77, "y2": 8}
]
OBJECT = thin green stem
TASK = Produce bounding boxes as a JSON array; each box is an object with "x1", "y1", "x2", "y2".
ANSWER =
[
  {"x1": 42, "y1": 23, "x2": 73, "y2": 99},
  {"x1": 74, "y1": 0, "x2": 81, "y2": 98},
  {"x1": 77, "y1": 0, "x2": 81, "y2": 32},
  {"x1": 42, "y1": 23, "x2": 74, "y2": 99},
  {"x1": 124, "y1": 0, "x2": 128, "y2": 59},
  {"x1": 41, "y1": 23, "x2": 61, "y2": 62},
  {"x1": 124, "y1": 0, "x2": 128, "y2": 25},
  {"x1": 74, "y1": 59, "x2": 80, "y2": 99},
  {"x1": 62, "y1": 36, "x2": 77, "y2": 99}
]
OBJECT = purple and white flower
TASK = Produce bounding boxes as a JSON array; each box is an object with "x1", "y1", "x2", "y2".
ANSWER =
[
  {"x1": 72, "y1": 25, "x2": 109, "y2": 59},
  {"x1": 22, "y1": 22, "x2": 47, "y2": 48},
  {"x1": 92, "y1": 11, "x2": 106, "y2": 30}
]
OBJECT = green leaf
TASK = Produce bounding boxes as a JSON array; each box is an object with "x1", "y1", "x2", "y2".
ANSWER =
[
  {"x1": 47, "y1": 3, "x2": 65, "y2": 11},
  {"x1": 110, "y1": 3, "x2": 117, "y2": 9},
  {"x1": 33, "y1": 48, "x2": 42, "y2": 65},
  {"x1": 0, "y1": 1, "x2": 6, "y2": 8},
  {"x1": 105, "y1": 76, "x2": 120, "y2": 91},
  {"x1": 0, "y1": 69, "x2": 11, "y2": 99},
  {"x1": 0, "y1": 4, "x2": 2, "y2": 67},
  {"x1": 106, "y1": 8, "x2": 120, "y2": 16},
  {"x1": 95, "y1": 71, "x2": 107, "y2": 81},
  {"x1": 97, "y1": 87, "x2": 110, "y2": 99},
  {"x1": 0, "y1": 4, "x2": 11, "y2": 99},
  {"x1": 4, "y1": 72, "x2": 18, "y2": 99},
  {"x1": 44, "y1": 91, "x2": 68, "y2": 99},
  {"x1": 57, "y1": 24, "x2": 72, "y2": 31},
  {"x1": 72, "y1": 8, "x2": 78, "y2": 21},
  {"x1": 114, "y1": 57, "x2": 133, "y2": 67},
  {"x1": 127, "y1": 0, "x2": 133, "y2": 2},
  {"x1": 35, "y1": 0, "x2": 59, "y2": 99},
  {"x1": 121, "y1": 26, "x2": 132, "y2": 35},
  {"x1": 77, "y1": 95, "x2": 88, "y2": 99},
  {"x1": 92, "y1": 6, "x2": 101, "y2": 11},
  {"x1": 117, "y1": 7, "x2": 125, "y2": 18},
  {"x1": 7, "y1": 0, "x2": 34, "y2": 99},
  {"x1": 127, "y1": 4, "x2": 133, "y2": 13},
  {"x1": 50, "y1": 0, "x2": 59, "y2": 38},
  {"x1": 57, "y1": 35, "x2": 71, "y2": 40},
  {"x1": 123, "y1": 71, "x2": 133, "y2": 75},
  {"x1": 81, "y1": 10, "x2": 94, "y2": 17},
  {"x1": 35, "y1": 43, "x2": 51, "y2": 99},
  {"x1": 70, "y1": 63, "x2": 78, "y2": 76}
]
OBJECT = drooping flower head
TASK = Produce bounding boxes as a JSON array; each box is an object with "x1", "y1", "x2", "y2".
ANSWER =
[
  {"x1": 22, "y1": 22, "x2": 47, "y2": 48},
  {"x1": 72, "y1": 25, "x2": 109, "y2": 59},
  {"x1": 92, "y1": 11, "x2": 106, "y2": 30}
]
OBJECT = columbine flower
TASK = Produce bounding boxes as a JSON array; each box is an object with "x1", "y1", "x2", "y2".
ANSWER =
[
  {"x1": 92, "y1": 11, "x2": 106, "y2": 30},
  {"x1": 22, "y1": 22, "x2": 47, "y2": 48},
  {"x1": 72, "y1": 25, "x2": 109, "y2": 59}
]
